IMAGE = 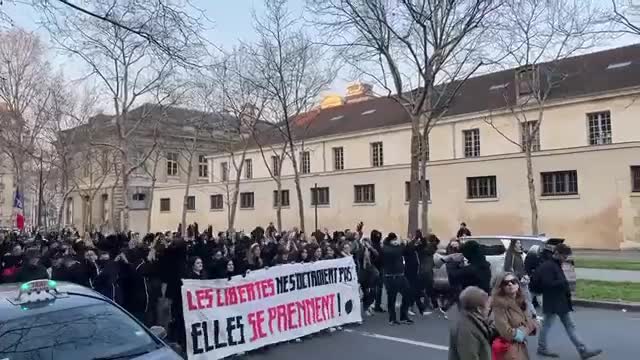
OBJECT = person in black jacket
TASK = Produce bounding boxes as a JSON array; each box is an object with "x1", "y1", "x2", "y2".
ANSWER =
[
  {"x1": 404, "y1": 231, "x2": 424, "y2": 316},
  {"x1": 93, "y1": 251, "x2": 122, "y2": 304},
  {"x1": 381, "y1": 233, "x2": 413, "y2": 325},
  {"x1": 416, "y1": 232, "x2": 440, "y2": 311},
  {"x1": 15, "y1": 248, "x2": 48, "y2": 283},
  {"x1": 449, "y1": 240, "x2": 492, "y2": 294},
  {"x1": 536, "y1": 244, "x2": 602, "y2": 359},
  {"x1": 370, "y1": 230, "x2": 385, "y2": 312},
  {"x1": 185, "y1": 256, "x2": 207, "y2": 279}
]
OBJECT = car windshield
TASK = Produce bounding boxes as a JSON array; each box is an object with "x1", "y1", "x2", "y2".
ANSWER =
[{"x1": 0, "y1": 302, "x2": 160, "y2": 360}]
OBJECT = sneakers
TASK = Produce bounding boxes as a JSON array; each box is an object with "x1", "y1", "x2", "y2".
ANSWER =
[
  {"x1": 407, "y1": 310, "x2": 416, "y2": 316},
  {"x1": 365, "y1": 309, "x2": 373, "y2": 316},
  {"x1": 421, "y1": 311, "x2": 433, "y2": 316},
  {"x1": 537, "y1": 349, "x2": 560, "y2": 358},
  {"x1": 580, "y1": 349, "x2": 603, "y2": 360},
  {"x1": 389, "y1": 320, "x2": 401, "y2": 325},
  {"x1": 400, "y1": 318, "x2": 414, "y2": 324}
]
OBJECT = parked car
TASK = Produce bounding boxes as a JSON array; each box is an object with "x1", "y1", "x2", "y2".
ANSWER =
[{"x1": 434, "y1": 235, "x2": 576, "y2": 293}]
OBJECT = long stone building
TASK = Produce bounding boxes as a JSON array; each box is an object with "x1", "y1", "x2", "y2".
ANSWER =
[{"x1": 149, "y1": 45, "x2": 640, "y2": 249}]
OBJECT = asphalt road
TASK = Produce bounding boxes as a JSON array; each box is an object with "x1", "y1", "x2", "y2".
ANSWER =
[{"x1": 242, "y1": 307, "x2": 639, "y2": 360}]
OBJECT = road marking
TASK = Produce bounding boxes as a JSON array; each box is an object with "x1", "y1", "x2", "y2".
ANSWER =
[{"x1": 343, "y1": 329, "x2": 449, "y2": 351}]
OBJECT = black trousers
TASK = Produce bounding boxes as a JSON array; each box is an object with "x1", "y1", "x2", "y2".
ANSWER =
[
  {"x1": 361, "y1": 283, "x2": 376, "y2": 311},
  {"x1": 384, "y1": 275, "x2": 411, "y2": 322},
  {"x1": 374, "y1": 271, "x2": 384, "y2": 309},
  {"x1": 418, "y1": 272, "x2": 439, "y2": 310}
]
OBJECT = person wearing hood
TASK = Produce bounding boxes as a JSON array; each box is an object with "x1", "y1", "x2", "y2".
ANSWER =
[
  {"x1": 382, "y1": 233, "x2": 413, "y2": 325},
  {"x1": 15, "y1": 248, "x2": 49, "y2": 283},
  {"x1": 417, "y1": 232, "x2": 440, "y2": 311},
  {"x1": 370, "y1": 230, "x2": 385, "y2": 312},
  {"x1": 448, "y1": 286, "x2": 493, "y2": 360},
  {"x1": 93, "y1": 251, "x2": 122, "y2": 304},
  {"x1": 404, "y1": 230, "x2": 424, "y2": 316},
  {"x1": 535, "y1": 244, "x2": 602, "y2": 360},
  {"x1": 449, "y1": 240, "x2": 492, "y2": 294},
  {"x1": 119, "y1": 247, "x2": 152, "y2": 324},
  {"x1": 208, "y1": 250, "x2": 228, "y2": 278}
]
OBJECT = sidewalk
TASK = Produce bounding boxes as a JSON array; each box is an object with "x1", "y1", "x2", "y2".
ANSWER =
[{"x1": 576, "y1": 268, "x2": 640, "y2": 282}]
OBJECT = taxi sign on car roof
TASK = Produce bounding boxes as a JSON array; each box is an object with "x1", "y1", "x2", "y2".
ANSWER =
[{"x1": 8, "y1": 279, "x2": 67, "y2": 305}]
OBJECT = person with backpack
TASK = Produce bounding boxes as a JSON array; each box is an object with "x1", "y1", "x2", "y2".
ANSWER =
[{"x1": 534, "y1": 244, "x2": 602, "y2": 359}]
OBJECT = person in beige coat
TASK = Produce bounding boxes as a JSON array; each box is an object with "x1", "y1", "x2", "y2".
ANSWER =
[{"x1": 491, "y1": 272, "x2": 539, "y2": 360}]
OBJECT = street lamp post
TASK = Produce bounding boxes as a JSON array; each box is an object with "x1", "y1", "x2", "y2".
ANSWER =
[{"x1": 314, "y1": 182, "x2": 318, "y2": 232}]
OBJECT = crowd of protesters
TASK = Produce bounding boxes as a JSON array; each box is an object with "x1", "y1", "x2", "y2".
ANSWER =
[{"x1": 0, "y1": 221, "x2": 603, "y2": 360}]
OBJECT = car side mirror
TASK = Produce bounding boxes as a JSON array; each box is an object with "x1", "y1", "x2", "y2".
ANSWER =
[{"x1": 150, "y1": 325, "x2": 167, "y2": 340}]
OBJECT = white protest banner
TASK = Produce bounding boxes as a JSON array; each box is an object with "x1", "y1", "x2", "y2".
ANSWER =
[{"x1": 181, "y1": 257, "x2": 362, "y2": 360}]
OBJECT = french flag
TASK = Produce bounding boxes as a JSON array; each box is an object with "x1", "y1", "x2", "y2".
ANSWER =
[{"x1": 14, "y1": 187, "x2": 24, "y2": 231}]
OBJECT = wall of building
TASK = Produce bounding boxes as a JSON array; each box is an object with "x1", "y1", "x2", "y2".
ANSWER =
[
  {"x1": 150, "y1": 143, "x2": 640, "y2": 249},
  {"x1": 149, "y1": 91, "x2": 640, "y2": 249}
]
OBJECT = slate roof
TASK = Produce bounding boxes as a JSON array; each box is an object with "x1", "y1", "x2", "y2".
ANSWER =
[{"x1": 250, "y1": 43, "x2": 640, "y2": 148}]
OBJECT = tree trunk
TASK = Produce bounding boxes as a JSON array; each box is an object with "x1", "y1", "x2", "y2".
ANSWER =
[
  {"x1": 146, "y1": 177, "x2": 157, "y2": 234},
  {"x1": 181, "y1": 156, "x2": 194, "y2": 238},
  {"x1": 407, "y1": 121, "x2": 420, "y2": 237},
  {"x1": 525, "y1": 146, "x2": 539, "y2": 235},
  {"x1": 419, "y1": 133, "x2": 430, "y2": 233},
  {"x1": 288, "y1": 143, "x2": 305, "y2": 232},
  {"x1": 275, "y1": 179, "x2": 282, "y2": 231},
  {"x1": 228, "y1": 155, "x2": 246, "y2": 231},
  {"x1": 121, "y1": 158, "x2": 130, "y2": 232}
]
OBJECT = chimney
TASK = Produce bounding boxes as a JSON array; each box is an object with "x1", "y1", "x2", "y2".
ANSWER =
[
  {"x1": 345, "y1": 82, "x2": 373, "y2": 103},
  {"x1": 320, "y1": 94, "x2": 345, "y2": 109}
]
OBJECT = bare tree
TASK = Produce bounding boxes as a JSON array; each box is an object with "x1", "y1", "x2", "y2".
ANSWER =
[
  {"x1": 483, "y1": 0, "x2": 604, "y2": 235},
  {"x1": 1, "y1": 0, "x2": 212, "y2": 66},
  {"x1": 248, "y1": 0, "x2": 335, "y2": 233},
  {"x1": 309, "y1": 0, "x2": 496, "y2": 236},
  {"x1": 611, "y1": 0, "x2": 640, "y2": 35},
  {"x1": 0, "y1": 29, "x2": 55, "y2": 202},
  {"x1": 42, "y1": 0, "x2": 197, "y2": 231}
]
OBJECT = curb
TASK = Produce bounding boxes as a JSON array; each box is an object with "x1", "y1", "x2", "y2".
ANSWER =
[{"x1": 574, "y1": 298, "x2": 640, "y2": 312}]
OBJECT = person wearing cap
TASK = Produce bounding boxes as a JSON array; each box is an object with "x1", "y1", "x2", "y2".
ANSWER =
[
  {"x1": 448, "y1": 286, "x2": 492, "y2": 360},
  {"x1": 535, "y1": 243, "x2": 602, "y2": 359}
]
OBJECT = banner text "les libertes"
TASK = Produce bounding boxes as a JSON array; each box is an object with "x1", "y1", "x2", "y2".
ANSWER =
[{"x1": 186, "y1": 266, "x2": 353, "y2": 311}]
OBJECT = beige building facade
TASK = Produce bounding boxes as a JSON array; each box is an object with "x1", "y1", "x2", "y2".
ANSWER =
[{"x1": 149, "y1": 45, "x2": 640, "y2": 249}]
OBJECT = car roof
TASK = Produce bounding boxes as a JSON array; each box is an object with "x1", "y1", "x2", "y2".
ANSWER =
[{"x1": 0, "y1": 281, "x2": 110, "y2": 321}]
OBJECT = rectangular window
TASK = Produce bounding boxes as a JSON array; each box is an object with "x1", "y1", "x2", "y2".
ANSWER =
[
  {"x1": 186, "y1": 195, "x2": 196, "y2": 211},
  {"x1": 273, "y1": 190, "x2": 290, "y2": 207},
  {"x1": 220, "y1": 162, "x2": 228, "y2": 182},
  {"x1": 354, "y1": 184, "x2": 376, "y2": 203},
  {"x1": 517, "y1": 67, "x2": 536, "y2": 97},
  {"x1": 463, "y1": 129, "x2": 480, "y2": 158},
  {"x1": 160, "y1": 198, "x2": 171, "y2": 212},
  {"x1": 333, "y1": 147, "x2": 344, "y2": 170},
  {"x1": 210, "y1": 194, "x2": 224, "y2": 210},
  {"x1": 405, "y1": 180, "x2": 431, "y2": 202},
  {"x1": 166, "y1": 152, "x2": 178, "y2": 176},
  {"x1": 300, "y1": 151, "x2": 310, "y2": 174},
  {"x1": 198, "y1": 155, "x2": 208, "y2": 178},
  {"x1": 271, "y1": 156, "x2": 280, "y2": 177},
  {"x1": 371, "y1": 142, "x2": 384, "y2": 167},
  {"x1": 541, "y1": 171, "x2": 578, "y2": 196},
  {"x1": 632, "y1": 166, "x2": 640, "y2": 193},
  {"x1": 240, "y1": 192, "x2": 254, "y2": 209},
  {"x1": 245, "y1": 159, "x2": 253, "y2": 179},
  {"x1": 311, "y1": 187, "x2": 330, "y2": 206},
  {"x1": 588, "y1": 111, "x2": 612, "y2": 145},
  {"x1": 466, "y1": 176, "x2": 497, "y2": 199},
  {"x1": 521, "y1": 121, "x2": 541, "y2": 151}
]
